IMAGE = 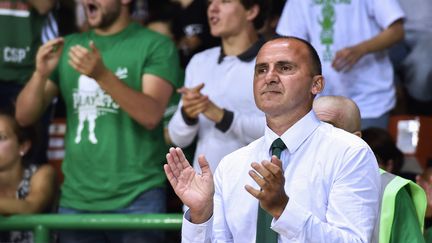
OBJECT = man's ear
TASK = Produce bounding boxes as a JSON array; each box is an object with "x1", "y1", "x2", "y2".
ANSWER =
[
  {"x1": 311, "y1": 75, "x2": 324, "y2": 95},
  {"x1": 246, "y1": 4, "x2": 260, "y2": 23},
  {"x1": 353, "y1": 131, "x2": 362, "y2": 138}
]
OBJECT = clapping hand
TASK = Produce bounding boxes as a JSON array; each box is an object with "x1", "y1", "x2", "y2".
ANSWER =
[
  {"x1": 68, "y1": 41, "x2": 109, "y2": 81},
  {"x1": 164, "y1": 147, "x2": 214, "y2": 223},
  {"x1": 178, "y1": 83, "x2": 209, "y2": 119},
  {"x1": 35, "y1": 37, "x2": 64, "y2": 80},
  {"x1": 178, "y1": 83, "x2": 224, "y2": 122},
  {"x1": 245, "y1": 155, "x2": 288, "y2": 219}
]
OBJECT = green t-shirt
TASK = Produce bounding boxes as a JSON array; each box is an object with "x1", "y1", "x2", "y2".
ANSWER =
[
  {"x1": 52, "y1": 22, "x2": 182, "y2": 210},
  {"x1": 0, "y1": 0, "x2": 45, "y2": 84}
]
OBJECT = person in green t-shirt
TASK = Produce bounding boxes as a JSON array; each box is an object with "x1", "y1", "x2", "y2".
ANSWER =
[
  {"x1": 0, "y1": 0, "x2": 57, "y2": 171},
  {"x1": 314, "y1": 95, "x2": 426, "y2": 243},
  {"x1": 0, "y1": 0, "x2": 55, "y2": 109},
  {"x1": 15, "y1": 0, "x2": 182, "y2": 242}
]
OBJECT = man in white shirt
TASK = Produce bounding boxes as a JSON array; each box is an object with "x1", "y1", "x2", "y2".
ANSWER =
[
  {"x1": 167, "y1": 0, "x2": 267, "y2": 172},
  {"x1": 164, "y1": 37, "x2": 381, "y2": 242},
  {"x1": 276, "y1": 0, "x2": 405, "y2": 130}
]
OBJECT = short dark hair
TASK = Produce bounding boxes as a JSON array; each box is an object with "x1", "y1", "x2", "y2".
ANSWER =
[
  {"x1": 240, "y1": 0, "x2": 269, "y2": 30},
  {"x1": 273, "y1": 36, "x2": 322, "y2": 76},
  {"x1": 361, "y1": 127, "x2": 404, "y2": 175}
]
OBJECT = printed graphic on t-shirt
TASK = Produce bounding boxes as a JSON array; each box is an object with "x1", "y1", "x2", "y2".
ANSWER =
[
  {"x1": 315, "y1": 0, "x2": 351, "y2": 62},
  {"x1": 2, "y1": 46, "x2": 30, "y2": 63},
  {"x1": 72, "y1": 72, "x2": 122, "y2": 144}
]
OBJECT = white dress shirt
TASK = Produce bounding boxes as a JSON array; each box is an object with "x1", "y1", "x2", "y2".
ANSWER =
[
  {"x1": 182, "y1": 110, "x2": 381, "y2": 242},
  {"x1": 168, "y1": 46, "x2": 266, "y2": 172}
]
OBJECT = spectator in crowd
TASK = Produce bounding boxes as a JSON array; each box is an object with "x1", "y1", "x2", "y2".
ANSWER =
[
  {"x1": 0, "y1": 0, "x2": 55, "y2": 109},
  {"x1": 144, "y1": 0, "x2": 178, "y2": 40},
  {"x1": 143, "y1": 0, "x2": 219, "y2": 68},
  {"x1": 15, "y1": 0, "x2": 182, "y2": 242},
  {"x1": 258, "y1": 0, "x2": 285, "y2": 41},
  {"x1": 168, "y1": 0, "x2": 268, "y2": 173},
  {"x1": 362, "y1": 127, "x2": 405, "y2": 176},
  {"x1": 417, "y1": 166, "x2": 432, "y2": 241},
  {"x1": 0, "y1": 107, "x2": 56, "y2": 243},
  {"x1": 171, "y1": 0, "x2": 220, "y2": 67},
  {"x1": 390, "y1": 0, "x2": 432, "y2": 115},
  {"x1": 0, "y1": 0, "x2": 57, "y2": 165},
  {"x1": 276, "y1": 0, "x2": 405, "y2": 129},
  {"x1": 313, "y1": 95, "x2": 426, "y2": 243},
  {"x1": 165, "y1": 37, "x2": 380, "y2": 242},
  {"x1": 312, "y1": 95, "x2": 362, "y2": 137}
]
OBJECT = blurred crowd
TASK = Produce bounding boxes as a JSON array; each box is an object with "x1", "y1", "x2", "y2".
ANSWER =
[{"x1": 0, "y1": 0, "x2": 431, "y2": 242}]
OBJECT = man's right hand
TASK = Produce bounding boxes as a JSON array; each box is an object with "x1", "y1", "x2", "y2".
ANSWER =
[
  {"x1": 178, "y1": 83, "x2": 209, "y2": 119},
  {"x1": 35, "y1": 37, "x2": 64, "y2": 80},
  {"x1": 164, "y1": 147, "x2": 214, "y2": 224}
]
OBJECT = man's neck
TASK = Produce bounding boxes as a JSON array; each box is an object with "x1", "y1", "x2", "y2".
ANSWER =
[
  {"x1": 267, "y1": 107, "x2": 312, "y2": 136},
  {"x1": 221, "y1": 28, "x2": 258, "y2": 56},
  {"x1": 94, "y1": 13, "x2": 130, "y2": 36}
]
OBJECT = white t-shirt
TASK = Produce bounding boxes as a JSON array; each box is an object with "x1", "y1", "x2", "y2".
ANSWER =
[
  {"x1": 168, "y1": 46, "x2": 265, "y2": 172},
  {"x1": 182, "y1": 111, "x2": 381, "y2": 242},
  {"x1": 276, "y1": 0, "x2": 404, "y2": 118}
]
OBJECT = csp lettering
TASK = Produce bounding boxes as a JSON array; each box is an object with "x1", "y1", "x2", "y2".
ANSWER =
[{"x1": 3, "y1": 46, "x2": 29, "y2": 63}]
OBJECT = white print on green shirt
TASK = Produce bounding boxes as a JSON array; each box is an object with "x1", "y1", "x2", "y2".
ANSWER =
[
  {"x1": 3, "y1": 46, "x2": 30, "y2": 63},
  {"x1": 72, "y1": 67, "x2": 127, "y2": 144}
]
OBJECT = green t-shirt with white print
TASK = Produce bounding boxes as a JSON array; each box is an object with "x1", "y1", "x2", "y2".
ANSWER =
[{"x1": 51, "y1": 22, "x2": 182, "y2": 211}]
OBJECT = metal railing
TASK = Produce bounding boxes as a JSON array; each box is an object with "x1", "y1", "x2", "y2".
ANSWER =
[{"x1": 0, "y1": 213, "x2": 183, "y2": 243}]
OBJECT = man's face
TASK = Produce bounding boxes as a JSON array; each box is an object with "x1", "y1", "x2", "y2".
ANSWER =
[
  {"x1": 253, "y1": 39, "x2": 323, "y2": 117},
  {"x1": 83, "y1": 0, "x2": 122, "y2": 29},
  {"x1": 207, "y1": 0, "x2": 253, "y2": 38}
]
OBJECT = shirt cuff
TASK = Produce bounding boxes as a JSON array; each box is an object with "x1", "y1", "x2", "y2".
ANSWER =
[
  {"x1": 181, "y1": 107, "x2": 199, "y2": 125},
  {"x1": 215, "y1": 109, "x2": 234, "y2": 132},
  {"x1": 182, "y1": 209, "x2": 213, "y2": 242},
  {"x1": 271, "y1": 198, "x2": 310, "y2": 239}
]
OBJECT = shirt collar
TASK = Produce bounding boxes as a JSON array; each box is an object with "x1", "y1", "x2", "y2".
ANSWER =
[
  {"x1": 264, "y1": 110, "x2": 321, "y2": 155},
  {"x1": 217, "y1": 37, "x2": 266, "y2": 64}
]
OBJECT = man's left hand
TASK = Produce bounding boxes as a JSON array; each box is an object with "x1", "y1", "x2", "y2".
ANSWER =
[{"x1": 245, "y1": 155, "x2": 288, "y2": 219}]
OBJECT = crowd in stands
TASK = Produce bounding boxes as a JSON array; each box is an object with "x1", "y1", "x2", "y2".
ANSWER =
[{"x1": 0, "y1": 0, "x2": 431, "y2": 242}]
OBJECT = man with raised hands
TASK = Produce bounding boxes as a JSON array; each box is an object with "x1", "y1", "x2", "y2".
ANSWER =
[{"x1": 165, "y1": 37, "x2": 380, "y2": 243}]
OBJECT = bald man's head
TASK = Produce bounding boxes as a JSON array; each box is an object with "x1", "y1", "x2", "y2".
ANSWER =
[{"x1": 313, "y1": 96, "x2": 361, "y2": 136}]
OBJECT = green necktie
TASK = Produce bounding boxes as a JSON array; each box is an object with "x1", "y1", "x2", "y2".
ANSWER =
[{"x1": 256, "y1": 138, "x2": 287, "y2": 243}]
